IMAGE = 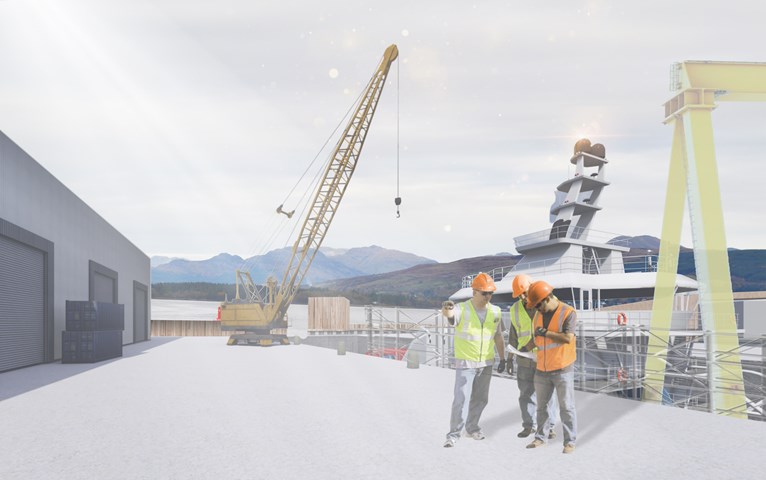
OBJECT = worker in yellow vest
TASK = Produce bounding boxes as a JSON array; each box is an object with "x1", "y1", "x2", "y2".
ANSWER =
[
  {"x1": 506, "y1": 274, "x2": 556, "y2": 439},
  {"x1": 441, "y1": 272, "x2": 506, "y2": 448},
  {"x1": 524, "y1": 280, "x2": 578, "y2": 454}
]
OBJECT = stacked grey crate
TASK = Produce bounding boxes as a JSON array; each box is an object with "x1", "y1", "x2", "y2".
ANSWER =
[{"x1": 62, "y1": 301, "x2": 124, "y2": 363}]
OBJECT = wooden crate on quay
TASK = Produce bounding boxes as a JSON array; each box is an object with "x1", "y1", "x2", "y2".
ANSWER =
[
  {"x1": 308, "y1": 297, "x2": 350, "y2": 331},
  {"x1": 151, "y1": 320, "x2": 231, "y2": 337}
]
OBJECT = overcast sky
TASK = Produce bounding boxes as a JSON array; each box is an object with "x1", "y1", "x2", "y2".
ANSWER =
[{"x1": 1, "y1": 0, "x2": 764, "y2": 263}]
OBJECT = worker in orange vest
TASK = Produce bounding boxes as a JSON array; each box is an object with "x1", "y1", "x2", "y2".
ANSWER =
[
  {"x1": 524, "y1": 280, "x2": 578, "y2": 454},
  {"x1": 506, "y1": 274, "x2": 556, "y2": 440},
  {"x1": 441, "y1": 272, "x2": 506, "y2": 448}
]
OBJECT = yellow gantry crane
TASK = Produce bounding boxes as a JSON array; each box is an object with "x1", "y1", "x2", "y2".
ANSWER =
[
  {"x1": 220, "y1": 44, "x2": 399, "y2": 346},
  {"x1": 644, "y1": 61, "x2": 766, "y2": 417}
]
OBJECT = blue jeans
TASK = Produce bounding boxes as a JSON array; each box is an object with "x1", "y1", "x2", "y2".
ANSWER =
[
  {"x1": 518, "y1": 364, "x2": 558, "y2": 429},
  {"x1": 447, "y1": 366, "x2": 493, "y2": 439},
  {"x1": 534, "y1": 369, "x2": 576, "y2": 444}
]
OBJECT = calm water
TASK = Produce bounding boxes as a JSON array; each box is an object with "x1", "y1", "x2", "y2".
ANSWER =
[{"x1": 151, "y1": 299, "x2": 438, "y2": 337}]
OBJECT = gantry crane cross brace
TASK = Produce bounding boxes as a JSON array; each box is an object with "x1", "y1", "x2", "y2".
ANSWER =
[{"x1": 221, "y1": 44, "x2": 399, "y2": 346}]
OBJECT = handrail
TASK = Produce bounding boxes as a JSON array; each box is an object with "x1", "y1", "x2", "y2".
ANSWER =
[
  {"x1": 513, "y1": 226, "x2": 633, "y2": 250},
  {"x1": 460, "y1": 254, "x2": 660, "y2": 288},
  {"x1": 313, "y1": 312, "x2": 765, "y2": 421}
]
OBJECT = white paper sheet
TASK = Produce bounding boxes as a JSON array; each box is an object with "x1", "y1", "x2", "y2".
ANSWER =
[{"x1": 507, "y1": 344, "x2": 537, "y2": 361}]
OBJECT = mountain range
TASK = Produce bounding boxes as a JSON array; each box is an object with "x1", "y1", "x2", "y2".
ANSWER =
[
  {"x1": 151, "y1": 235, "x2": 673, "y2": 285},
  {"x1": 151, "y1": 236, "x2": 765, "y2": 305},
  {"x1": 151, "y1": 245, "x2": 437, "y2": 284}
]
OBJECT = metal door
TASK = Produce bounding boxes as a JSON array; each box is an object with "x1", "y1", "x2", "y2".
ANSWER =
[{"x1": 0, "y1": 235, "x2": 45, "y2": 372}]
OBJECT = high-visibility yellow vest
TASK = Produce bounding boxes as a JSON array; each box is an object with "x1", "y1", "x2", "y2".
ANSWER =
[
  {"x1": 510, "y1": 300, "x2": 535, "y2": 352},
  {"x1": 454, "y1": 300, "x2": 500, "y2": 362},
  {"x1": 533, "y1": 302, "x2": 576, "y2": 371}
]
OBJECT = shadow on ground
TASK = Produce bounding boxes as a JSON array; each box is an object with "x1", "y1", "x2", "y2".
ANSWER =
[{"x1": 0, "y1": 337, "x2": 181, "y2": 401}]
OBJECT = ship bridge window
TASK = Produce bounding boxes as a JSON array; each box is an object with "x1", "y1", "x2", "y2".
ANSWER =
[{"x1": 549, "y1": 219, "x2": 571, "y2": 240}]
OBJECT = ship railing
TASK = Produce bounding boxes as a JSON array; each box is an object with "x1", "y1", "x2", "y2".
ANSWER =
[
  {"x1": 460, "y1": 254, "x2": 660, "y2": 288},
  {"x1": 513, "y1": 226, "x2": 632, "y2": 250}
]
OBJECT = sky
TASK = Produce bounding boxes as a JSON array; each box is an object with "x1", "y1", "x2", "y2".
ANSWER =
[{"x1": 1, "y1": 0, "x2": 764, "y2": 263}]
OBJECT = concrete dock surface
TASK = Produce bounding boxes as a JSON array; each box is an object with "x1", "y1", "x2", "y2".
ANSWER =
[{"x1": 1, "y1": 337, "x2": 764, "y2": 479}]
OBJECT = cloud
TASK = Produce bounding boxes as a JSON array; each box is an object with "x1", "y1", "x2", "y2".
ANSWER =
[{"x1": 1, "y1": 0, "x2": 764, "y2": 263}]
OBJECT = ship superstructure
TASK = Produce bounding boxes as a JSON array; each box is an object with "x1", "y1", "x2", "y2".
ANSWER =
[
  {"x1": 451, "y1": 139, "x2": 697, "y2": 312},
  {"x1": 450, "y1": 140, "x2": 708, "y2": 400}
]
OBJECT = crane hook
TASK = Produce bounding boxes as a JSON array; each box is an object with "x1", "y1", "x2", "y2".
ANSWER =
[{"x1": 394, "y1": 197, "x2": 401, "y2": 218}]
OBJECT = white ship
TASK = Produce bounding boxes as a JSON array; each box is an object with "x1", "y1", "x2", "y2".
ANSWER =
[
  {"x1": 450, "y1": 139, "x2": 698, "y2": 313},
  {"x1": 448, "y1": 140, "x2": 725, "y2": 405}
]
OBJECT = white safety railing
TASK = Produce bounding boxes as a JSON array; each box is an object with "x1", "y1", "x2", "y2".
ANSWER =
[
  {"x1": 460, "y1": 254, "x2": 659, "y2": 288},
  {"x1": 312, "y1": 308, "x2": 765, "y2": 422}
]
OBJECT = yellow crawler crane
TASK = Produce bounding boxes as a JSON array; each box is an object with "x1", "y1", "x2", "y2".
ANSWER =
[{"x1": 220, "y1": 44, "x2": 399, "y2": 346}]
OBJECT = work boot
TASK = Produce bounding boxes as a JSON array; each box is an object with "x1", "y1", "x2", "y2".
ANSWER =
[
  {"x1": 443, "y1": 437, "x2": 458, "y2": 448},
  {"x1": 526, "y1": 438, "x2": 545, "y2": 449},
  {"x1": 548, "y1": 430, "x2": 557, "y2": 440},
  {"x1": 562, "y1": 443, "x2": 576, "y2": 454},
  {"x1": 467, "y1": 430, "x2": 486, "y2": 440},
  {"x1": 517, "y1": 427, "x2": 536, "y2": 438}
]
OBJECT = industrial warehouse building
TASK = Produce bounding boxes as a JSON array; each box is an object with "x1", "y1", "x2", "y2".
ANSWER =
[{"x1": 0, "y1": 130, "x2": 150, "y2": 372}]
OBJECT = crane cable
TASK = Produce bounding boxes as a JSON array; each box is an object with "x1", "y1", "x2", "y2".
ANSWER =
[
  {"x1": 237, "y1": 80, "x2": 370, "y2": 277},
  {"x1": 394, "y1": 59, "x2": 402, "y2": 218},
  {"x1": 278, "y1": 84, "x2": 369, "y2": 211},
  {"x1": 279, "y1": 72, "x2": 377, "y2": 250},
  {"x1": 257, "y1": 69, "x2": 376, "y2": 280},
  {"x1": 238, "y1": 51, "x2": 392, "y2": 278}
]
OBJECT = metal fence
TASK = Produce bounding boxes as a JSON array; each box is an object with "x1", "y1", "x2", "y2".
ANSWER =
[{"x1": 353, "y1": 306, "x2": 765, "y2": 422}]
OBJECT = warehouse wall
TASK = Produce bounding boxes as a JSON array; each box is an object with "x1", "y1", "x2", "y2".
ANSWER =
[{"x1": 0, "y1": 130, "x2": 150, "y2": 367}]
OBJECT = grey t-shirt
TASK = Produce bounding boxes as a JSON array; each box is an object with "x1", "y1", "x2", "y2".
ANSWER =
[{"x1": 540, "y1": 308, "x2": 576, "y2": 334}]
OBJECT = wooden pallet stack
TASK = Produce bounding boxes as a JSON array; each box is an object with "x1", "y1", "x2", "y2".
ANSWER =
[
  {"x1": 308, "y1": 297, "x2": 350, "y2": 331},
  {"x1": 151, "y1": 320, "x2": 230, "y2": 336}
]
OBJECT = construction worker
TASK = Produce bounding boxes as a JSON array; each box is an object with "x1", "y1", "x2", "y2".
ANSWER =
[
  {"x1": 524, "y1": 280, "x2": 578, "y2": 454},
  {"x1": 505, "y1": 274, "x2": 556, "y2": 439},
  {"x1": 441, "y1": 272, "x2": 506, "y2": 448}
]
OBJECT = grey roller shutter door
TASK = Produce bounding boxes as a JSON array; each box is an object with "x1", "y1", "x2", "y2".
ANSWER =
[
  {"x1": 0, "y1": 235, "x2": 45, "y2": 372},
  {"x1": 93, "y1": 272, "x2": 115, "y2": 304},
  {"x1": 133, "y1": 286, "x2": 147, "y2": 342}
]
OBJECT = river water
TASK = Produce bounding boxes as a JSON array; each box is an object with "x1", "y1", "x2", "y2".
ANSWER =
[{"x1": 151, "y1": 299, "x2": 439, "y2": 338}]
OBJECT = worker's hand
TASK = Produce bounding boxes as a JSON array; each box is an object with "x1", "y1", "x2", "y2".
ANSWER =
[
  {"x1": 522, "y1": 338, "x2": 536, "y2": 352},
  {"x1": 534, "y1": 327, "x2": 548, "y2": 337},
  {"x1": 506, "y1": 358, "x2": 515, "y2": 375},
  {"x1": 496, "y1": 359, "x2": 506, "y2": 374},
  {"x1": 441, "y1": 300, "x2": 455, "y2": 318}
]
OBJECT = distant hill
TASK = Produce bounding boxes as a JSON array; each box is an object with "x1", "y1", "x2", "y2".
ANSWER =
[
  {"x1": 150, "y1": 246, "x2": 437, "y2": 284},
  {"x1": 312, "y1": 238, "x2": 765, "y2": 306},
  {"x1": 610, "y1": 234, "x2": 693, "y2": 253},
  {"x1": 150, "y1": 255, "x2": 181, "y2": 268},
  {"x1": 315, "y1": 254, "x2": 521, "y2": 305},
  {"x1": 151, "y1": 237, "x2": 765, "y2": 307},
  {"x1": 678, "y1": 249, "x2": 766, "y2": 292}
]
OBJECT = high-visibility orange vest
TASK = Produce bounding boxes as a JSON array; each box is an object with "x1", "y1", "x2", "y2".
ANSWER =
[{"x1": 533, "y1": 301, "x2": 576, "y2": 371}]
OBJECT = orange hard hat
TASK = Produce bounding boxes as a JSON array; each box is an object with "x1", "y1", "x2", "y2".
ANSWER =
[
  {"x1": 526, "y1": 280, "x2": 553, "y2": 309},
  {"x1": 471, "y1": 272, "x2": 496, "y2": 292},
  {"x1": 511, "y1": 274, "x2": 532, "y2": 298}
]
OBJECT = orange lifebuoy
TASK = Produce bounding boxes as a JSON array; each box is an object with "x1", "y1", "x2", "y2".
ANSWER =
[
  {"x1": 617, "y1": 368, "x2": 627, "y2": 382},
  {"x1": 616, "y1": 312, "x2": 627, "y2": 326}
]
